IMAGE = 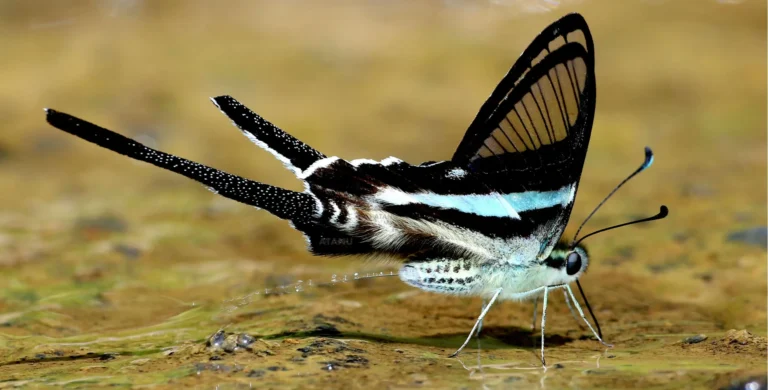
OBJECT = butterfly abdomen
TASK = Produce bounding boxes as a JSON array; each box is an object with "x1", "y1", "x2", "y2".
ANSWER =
[{"x1": 399, "y1": 259, "x2": 483, "y2": 296}]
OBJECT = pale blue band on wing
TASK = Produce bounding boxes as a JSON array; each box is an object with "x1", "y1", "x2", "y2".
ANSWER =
[{"x1": 376, "y1": 185, "x2": 575, "y2": 218}]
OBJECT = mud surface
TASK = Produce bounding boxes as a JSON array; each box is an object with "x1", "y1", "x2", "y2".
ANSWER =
[{"x1": 0, "y1": 1, "x2": 766, "y2": 389}]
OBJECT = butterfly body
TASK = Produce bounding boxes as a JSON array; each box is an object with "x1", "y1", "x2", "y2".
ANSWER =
[{"x1": 398, "y1": 248, "x2": 588, "y2": 301}]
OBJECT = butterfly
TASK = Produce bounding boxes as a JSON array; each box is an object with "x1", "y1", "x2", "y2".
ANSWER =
[{"x1": 45, "y1": 13, "x2": 667, "y2": 366}]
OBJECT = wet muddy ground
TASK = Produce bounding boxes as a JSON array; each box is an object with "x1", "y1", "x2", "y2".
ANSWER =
[{"x1": 0, "y1": 1, "x2": 766, "y2": 389}]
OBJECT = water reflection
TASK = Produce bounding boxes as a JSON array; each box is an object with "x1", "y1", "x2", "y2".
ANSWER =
[{"x1": 455, "y1": 350, "x2": 605, "y2": 388}]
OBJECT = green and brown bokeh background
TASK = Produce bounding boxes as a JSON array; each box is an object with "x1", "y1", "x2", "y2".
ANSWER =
[{"x1": 0, "y1": 1, "x2": 765, "y2": 388}]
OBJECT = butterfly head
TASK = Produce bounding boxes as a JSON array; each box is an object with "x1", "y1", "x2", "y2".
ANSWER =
[
  {"x1": 544, "y1": 241, "x2": 589, "y2": 284},
  {"x1": 565, "y1": 245, "x2": 589, "y2": 277}
]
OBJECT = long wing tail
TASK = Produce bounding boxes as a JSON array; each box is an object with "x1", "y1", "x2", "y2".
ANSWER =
[
  {"x1": 45, "y1": 108, "x2": 317, "y2": 224},
  {"x1": 210, "y1": 95, "x2": 325, "y2": 175}
]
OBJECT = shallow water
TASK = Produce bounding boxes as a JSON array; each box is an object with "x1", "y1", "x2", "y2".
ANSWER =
[{"x1": 0, "y1": 1, "x2": 766, "y2": 389}]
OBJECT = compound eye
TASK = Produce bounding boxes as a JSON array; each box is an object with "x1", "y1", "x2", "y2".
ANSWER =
[{"x1": 566, "y1": 252, "x2": 582, "y2": 276}]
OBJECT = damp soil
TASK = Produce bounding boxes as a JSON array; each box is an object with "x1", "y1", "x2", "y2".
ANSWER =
[{"x1": 0, "y1": 2, "x2": 766, "y2": 389}]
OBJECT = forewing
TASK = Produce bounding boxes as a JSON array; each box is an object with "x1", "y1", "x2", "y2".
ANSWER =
[
  {"x1": 453, "y1": 13, "x2": 595, "y2": 195},
  {"x1": 450, "y1": 14, "x2": 596, "y2": 258}
]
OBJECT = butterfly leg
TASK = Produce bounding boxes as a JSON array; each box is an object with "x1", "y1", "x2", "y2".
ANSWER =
[
  {"x1": 478, "y1": 298, "x2": 488, "y2": 334},
  {"x1": 565, "y1": 284, "x2": 613, "y2": 348},
  {"x1": 562, "y1": 288, "x2": 586, "y2": 330},
  {"x1": 449, "y1": 287, "x2": 503, "y2": 358},
  {"x1": 540, "y1": 286, "x2": 549, "y2": 366},
  {"x1": 531, "y1": 295, "x2": 540, "y2": 332}
]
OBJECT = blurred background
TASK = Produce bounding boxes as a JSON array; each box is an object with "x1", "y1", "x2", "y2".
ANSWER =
[{"x1": 0, "y1": 1, "x2": 765, "y2": 388}]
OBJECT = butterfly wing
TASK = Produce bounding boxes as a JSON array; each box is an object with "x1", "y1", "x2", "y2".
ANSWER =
[
  {"x1": 454, "y1": 13, "x2": 594, "y2": 172},
  {"x1": 296, "y1": 15, "x2": 596, "y2": 262},
  {"x1": 451, "y1": 13, "x2": 596, "y2": 257}
]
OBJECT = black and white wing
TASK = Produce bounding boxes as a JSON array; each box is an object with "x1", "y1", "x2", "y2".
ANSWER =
[
  {"x1": 451, "y1": 13, "x2": 596, "y2": 256},
  {"x1": 455, "y1": 13, "x2": 595, "y2": 189}
]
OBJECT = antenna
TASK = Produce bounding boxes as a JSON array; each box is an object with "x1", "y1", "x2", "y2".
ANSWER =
[
  {"x1": 572, "y1": 205, "x2": 668, "y2": 248},
  {"x1": 571, "y1": 146, "x2": 656, "y2": 246}
]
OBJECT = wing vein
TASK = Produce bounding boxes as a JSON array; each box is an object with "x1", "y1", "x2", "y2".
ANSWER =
[
  {"x1": 566, "y1": 60, "x2": 581, "y2": 113},
  {"x1": 496, "y1": 123, "x2": 520, "y2": 153},
  {"x1": 519, "y1": 100, "x2": 541, "y2": 149},
  {"x1": 504, "y1": 113, "x2": 529, "y2": 152},
  {"x1": 532, "y1": 83, "x2": 555, "y2": 145},
  {"x1": 546, "y1": 71, "x2": 570, "y2": 141}
]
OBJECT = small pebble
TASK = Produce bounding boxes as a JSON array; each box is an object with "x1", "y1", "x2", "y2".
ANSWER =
[
  {"x1": 247, "y1": 369, "x2": 265, "y2": 378},
  {"x1": 683, "y1": 334, "x2": 708, "y2": 344},
  {"x1": 237, "y1": 333, "x2": 256, "y2": 348},
  {"x1": 207, "y1": 330, "x2": 226, "y2": 348}
]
